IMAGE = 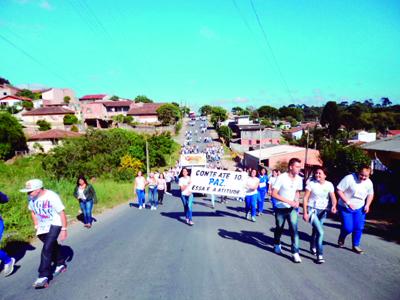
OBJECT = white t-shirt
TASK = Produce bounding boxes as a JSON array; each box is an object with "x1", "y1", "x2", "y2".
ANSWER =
[
  {"x1": 157, "y1": 178, "x2": 166, "y2": 190},
  {"x1": 147, "y1": 177, "x2": 157, "y2": 189},
  {"x1": 337, "y1": 173, "x2": 374, "y2": 210},
  {"x1": 179, "y1": 176, "x2": 192, "y2": 196},
  {"x1": 246, "y1": 177, "x2": 260, "y2": 196},
  {"x1": 272, "y1": 172, "x2": 303, "y2": 209},
  {"x1": 306, "y1": 180, "x2": 334, "y2": 210},
  {"x1": 135, "y1": 176, "x2": 145, "y2": 190},
  {"x1": 28, "y1": 190, "x2": 65, "y2": 235},
  {"x1": 78, "y1": 186, "x2": 86, "y2": 200}
]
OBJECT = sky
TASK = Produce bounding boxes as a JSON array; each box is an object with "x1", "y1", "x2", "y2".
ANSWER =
[{"x1": 1, "y1": 0, "x2": 399, "y2": 111}]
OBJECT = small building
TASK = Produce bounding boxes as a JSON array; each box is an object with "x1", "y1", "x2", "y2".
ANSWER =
[
  {"x1": 42, "y1": 88, "x2": 77, "y2": 106},
  {"x1": 81, "y1": 100, "x2": 133, "y2": 128},
  {"x1": 21, "y1": 106, "x2": 76, "y2": 128},
  {"x1": 285, "y1": 127, "x2": 303, "y2": 140},
  {"x1": 361, "y1": 135, "x2": 400, "y2": 169},
  {"x1": 0, "y1": 95, "x2": 32, "y2": 108},
  {"x1": 230, "y1": 122, "x2": 281, "y2": 146},
  {"x1": 244, "y1": 145, "x2": 321, "y2": 170},
  {"x1": 79, "y1": 94, "x2": 109, "y2": 103},
  {"x1": 0, "y1": 83, "x2": 20, "y2": 97},
  {"x1": 348, "y1": 131, "x2": 377, "y2": 144},
  {"x1": 27, "y1": 129, "x2": 82, "y2": 153},
  {"x1": 127, "y1": 103, "x2": 164, "y2": 123}
]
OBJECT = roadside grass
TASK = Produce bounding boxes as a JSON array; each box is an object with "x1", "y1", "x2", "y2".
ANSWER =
[{"x1": 0, "y1": 156, "x2": 133, "y2": 247}]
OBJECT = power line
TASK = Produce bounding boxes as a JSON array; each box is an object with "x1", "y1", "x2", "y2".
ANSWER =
[
  {"x1": 0, "y1": 33, "x2": 71, "y2": 84},
  {"x1": 78, "y1": 0, "x2": 113, "y2": 40},
  {"x1": 249, "y1": 0, "x2": 294, "y2": 103}
]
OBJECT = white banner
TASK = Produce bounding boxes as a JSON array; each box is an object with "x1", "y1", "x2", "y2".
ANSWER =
[
  {"x1": 180, "y1": 153, "x2": 207, "y2": 167},
  {"x1": 189, "y1": 167, "x2": 248, "y2": 197}
]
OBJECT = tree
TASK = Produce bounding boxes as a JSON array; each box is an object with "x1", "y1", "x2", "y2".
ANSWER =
[
  {"x1": 110, "y1": 95, "x2": 119, "y2": 101},
  {"x1": 36, "y1": 120, "x2": 51, "y2": 131},
  {"x1": 63, "y1": 114, "x2": 78, "y2": 125},
  {"x1": 210, "y1": 106, "x2": 227, "y2": 127},
  {"x1": 134, "y1": 95, "x2": 153, "y2": 103},
  {"x1": 180, "y1": 106, "x2": 190, "y2": 116},
  {"x1": 63, "y1": 96, "x2": 71, "y2": 104},
  {"x1": 320, "y1": 101, "x2": 340, "y2": 137},
  {"x1": 0, "y1": 112, "x2": 27, "y2": 160},
  {"x1": 381, "y1": 97, "x2": 392, "y2": 107},
  {"x1": 260, "y1": 118, "x2": 273, "y2": 127},
  {"x1": 199, "y1": 105, "x2": 213, "y2": 116},
  {"x1": 0, "y1": 77, "x2": 10, "y2": 85},
  {"x1": 156, "y1": 104, "x2": 180, "y2": 125},
  {"x1": 112, "y1": 114, "x2": 125, "y2": 124},
  {"x1": 217, "y1": 125, "x2": 232, "y2": 146},
  {"x1": 258, "y1": 105, "x2": 279, "y2": 119},
  {"x1": 71, "y1": 125, "x2": 79, "y2": 132},
  {"x1": 16, "y1": 89, "x2": 41, "y2": 100},
  {"x1": 278, "y1": 106, "x2": 304, "y2": 122}
]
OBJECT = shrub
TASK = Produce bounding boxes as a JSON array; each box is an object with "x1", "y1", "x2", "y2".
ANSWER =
[
  {"x1": 63, "y1": 114, "x2": 78, "y2": 125},
  {"x1": 36, "y1": 119, "x2": 51, "y2": 131}
]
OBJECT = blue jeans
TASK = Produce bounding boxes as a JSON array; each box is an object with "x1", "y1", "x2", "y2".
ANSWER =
[
  {"x1": 136, "y1": 189, "x2": 145, "y2": 207},
  {"x1": 274, "y1": 208, "x2": 300, "y2": 254},
  {"x1": 181, "y1": 194, "x2": 194, "y2": 221},
  {"x1": 0, "y1": 218, "x2": 12, "y2": 264},
  {"x1": 79, "y1": 199, "x2": 94, "y2": 225},
  {"x1": 339, "y1": 206, "x2": 366, "y2": 247},
  {"x1": 148, "y1": 187, "x2": 158, "y2": 207},
  {"x1": 270, "y1": 197, "x2": 277, "y2": 212},
  {"x1": 308, "y1": 208, "x2": 328, "y2": 255},
  {"x1": 245, "y1": 194, "x2": 257, "y2": 217},
  {"x1": 257, "y1": 188, "x2": 267, "y2": 213},
  {"x1": 37, "y1": 225, "x2": 65, "y2": 278}
]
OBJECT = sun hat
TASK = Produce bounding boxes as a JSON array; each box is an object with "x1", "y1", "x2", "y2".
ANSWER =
[{"x1": 19, "y1": 179, "x2": 43, "y2": 193}]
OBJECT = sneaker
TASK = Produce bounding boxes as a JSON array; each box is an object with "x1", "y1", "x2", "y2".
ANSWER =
[
  {"x1": 138, "y1": 205, "x2": 143, "y2": 210},
  {"x1": 53, "y1": 264, "x2": 66, "y2": 276},
  {"x1": 310, "y1": 247, "x2": 317, "y2": 255},
  {"x1": 251, "y1": 216, "x2": 256, "y2": 222},
  {"x1": 154, "y1": 206, "x2": 157, "y2": 210},
  {"x1": 274, "y1": 244, "x2": 282, "y2": 254},
  {"x1": 246, "y1": 212, "x2": 251, "y2": 220},
  {"x1": 293, "y1": 253, "x2": 302, "y2": 263},
  {"x1": 3, "y1": 257, "x2": 15, "y2": 277},
  {"x1": 185, "y1": 218, "x2": 189, "y2": 224},
  {"x1": 256, "y1": 212, "x2": 260, "y2": 216},
  {"x1": 338, "y1": 239, "x2": 345, "y2": 248},
  {"x1": 317, "y1": 255, "x2": 325, "y2": 264},
  {"x1": 33, "y1": 277, "x2": 48, "y2": 288},
  {"x1": 189, "y1": 221, "x2": 194, "y2": 226},
  {"x1": 352, "y1": 246, "x2": 365, "y2": 254}
]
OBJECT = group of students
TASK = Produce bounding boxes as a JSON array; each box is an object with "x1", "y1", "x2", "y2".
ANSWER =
[{"x1": 244, "y1": 157, "x2": 374, "y2": 264}]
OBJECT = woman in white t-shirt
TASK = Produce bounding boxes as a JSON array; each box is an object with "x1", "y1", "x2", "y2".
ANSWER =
[
  {"x1": 179, "y1": 168, "x2": 194, "y2": 226},
  {"x1": 157, "y1": 173, "x2": 167, "y2": 205},
  {"x1": 303, "y1": 166, "x2": 337, "y2": 263},
  {"x1": 245, "y1": 169, "x2": 260, "y2": 222},
  {"x1": 134, "y1": 171, "x2": 147, "y2": 209},
  {"x1": 337, "y1": 165, "x2": 374, "y2": 254}
]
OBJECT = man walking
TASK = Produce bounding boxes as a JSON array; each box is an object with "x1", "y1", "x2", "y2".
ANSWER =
[
  {"x1": 0, "y1": 192, "x2": 15, "y2": 277},
  {"x1": 20, "y1": 179, "x2": 68, "y2": 288},
  {"x1": 271, "y1": 158, "x2": 303, "y2": 263}
]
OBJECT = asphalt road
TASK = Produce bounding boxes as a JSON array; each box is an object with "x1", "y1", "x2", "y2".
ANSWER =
[{"x1": 1, "y1": 191, "x2": 399, "y2": 300}]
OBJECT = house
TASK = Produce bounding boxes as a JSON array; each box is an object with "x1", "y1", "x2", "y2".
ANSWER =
[
  {"x1": 348, "y1": 131, "x2": 377, "y2": 144},
  {"x1": 27, "y1": 129, "x2": 82, "y2": 153},
  {"x1": 79, "y1": 94, "x2": 110, "y2": 103},
  {"x1": 230, "y1": 121, "x2": 281, "y2": 147},
  {"x1": 0, "y1": 95, "x2": 32, "y2": 108},
  {"x1": 285, "y1": 127, "x2": 303, "y2": 140},
  {"x1": 361, "y1": 135, "x2": 400, "y2": 169},
  {"x1": 244, "y1": 145, "x2": 321, "y2": 170},
  {"x1": 21, "y1": 106, "x2": 76, "y2": 129},
  {"x1": 42, "y1": 88, "x2": 77, "y2": 106},
  {"x1": 127, "y1": 103, "x2": 164, "y2": 123},
  {"x1": 0, "y1": 83, "x2": 20, "y2": 97},
  {"x1": 81, "y1": 100, "x2": 133, "y2": 128}
]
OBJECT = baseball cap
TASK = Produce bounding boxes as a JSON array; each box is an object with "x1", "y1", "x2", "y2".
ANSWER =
[{"x1": 19, "y1": 179, "x2": 43, "y2": 193}]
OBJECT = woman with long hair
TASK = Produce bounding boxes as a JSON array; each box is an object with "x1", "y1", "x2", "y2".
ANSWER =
[
  {"x1": 179, "y1": 168, "x2": 194, "y2": 226},
  {"x1": 74, "y1": 175, "x2": 97, "y2": 228},
  {"x1": 157, "y1": 173, "x2": 167, "y2": 205},
  {"x1": 134, "y1": 170, "x2": 147, "y2": 209}
]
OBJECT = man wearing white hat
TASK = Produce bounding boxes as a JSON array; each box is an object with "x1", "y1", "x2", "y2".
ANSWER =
[{"x1": 20, "y1": 179, "x2": 68, "y2": 288}]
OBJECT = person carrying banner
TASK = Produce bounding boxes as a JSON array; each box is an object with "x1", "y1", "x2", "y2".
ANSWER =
[
  {"x1": 245, "y1": 169, "x2": 260, "y2": 222},
  {"x1": 272, "y1": 158, "x2": 303, "y2": 263}
]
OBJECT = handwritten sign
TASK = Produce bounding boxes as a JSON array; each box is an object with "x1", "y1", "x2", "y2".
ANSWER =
[
  {"x1": 180, "y1": 154, "x2": 207, "y2": 167},
  {"x1": 189, "y1": 167, "x2": 248, "y2": 197}
]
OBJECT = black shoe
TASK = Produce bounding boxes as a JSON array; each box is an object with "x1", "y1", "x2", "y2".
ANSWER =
[{"x1": 352, "y1": 246, "x2": 365, "y2": 254}]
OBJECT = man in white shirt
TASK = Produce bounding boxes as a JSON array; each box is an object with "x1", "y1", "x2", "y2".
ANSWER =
[
  {"x1": 272, "y1": 158, "x2": 303, "y2": 263},
  {"x1": 20, "y1": 179, "x2": 68, "y2": 288}
]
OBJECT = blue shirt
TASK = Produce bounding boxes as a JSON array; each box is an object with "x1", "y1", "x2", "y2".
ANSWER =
[{"x1": 258, "y1": 175, "x2": 269, "y2": 191}]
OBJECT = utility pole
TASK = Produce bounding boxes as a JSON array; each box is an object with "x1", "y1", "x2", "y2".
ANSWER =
[
  {"x1": 304, "y1": 127, "x2": 310, "y2": 180},
  {"x1": 258, "y1": 123, "x2": 262, "y2": 166},
  {"x1": 146, "y1": 139, "x2": 150, "y2": 175}
]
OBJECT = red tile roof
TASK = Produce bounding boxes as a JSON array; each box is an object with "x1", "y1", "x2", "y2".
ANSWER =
[
  {"x1": 127, "y1": 103, "x2": 164, "y2": 116},
  {"x1": 388, "y1": 130, "x2": 400, "y2": 136},
  {"x1": 22, "y1": 106, "x2": 75, "y2": 116},
  {"x1": 97, "y1": 100, "x2": 133, "y2": 107},
  {"x1": 0, "y1": 95, "x2": 32, "y2": 102},
  {"x1": 28, "y1": 129, "x2": 82, "y2": 141},
  {"x1": 79, "y1": 94, "x2": 107, "y2": 100}
]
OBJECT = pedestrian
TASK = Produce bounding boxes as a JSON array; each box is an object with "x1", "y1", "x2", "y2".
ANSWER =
[
  {"x1": 165, "y1": 168, "x2": 173, "y2": 194},
  {"x1": 337, "y1": 165, "x2": 374, "y2": 254},
  {"x1": 20, "y1": 179, "x2": 67, "y2": 288},
  {"x1": 73, "y1": 175, "x2": 97, "y2": 228},
  {"x1": 179, "y1": 167, "x2": 194, "y2": 226},
  {"x1": 268, "y1": 169, "x2": 280, "y2": 212},
  {"x1": 257, "y1": 168, "x2": 269, "y2": 216},
  {"x1": 302, "y1": 166, "x2": 337, "y2": 263},
  {"x1": 147, "y1": 173, "x2": 158, "y2": 210},
  {"x1": 134, "y1": 170, "x2": 147, "y2": 209},
  {"x1": 0, "y1": 192, "x2": 15, "y2": 277},
  {"x1": 157, "y1": 173, "x2": 167, "y2": 205},
  {"x1": 272, "y1": 158, "x2": 303, "y2": 263},
  {"x1": 245, "y1": 169, "x2": 260, "y2": 222}
]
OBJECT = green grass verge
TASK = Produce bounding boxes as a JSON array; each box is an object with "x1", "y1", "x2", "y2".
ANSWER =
[{"x1": 0, "y1": 156, "x2": 133, "y2": 247}]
